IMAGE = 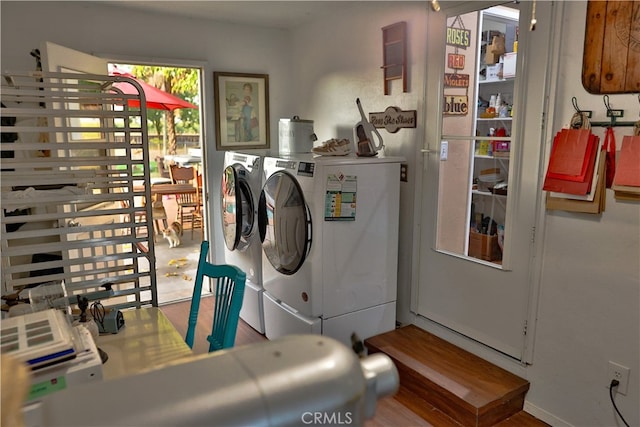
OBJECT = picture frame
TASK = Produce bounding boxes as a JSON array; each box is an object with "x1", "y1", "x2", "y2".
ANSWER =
[{"x1": 214, "y1": 72, "x2": 270, "y2": 150}]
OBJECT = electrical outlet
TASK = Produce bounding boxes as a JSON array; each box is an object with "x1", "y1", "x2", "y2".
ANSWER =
[
  {"x1": 400, "y1": 163, "x2": 408, "y2": 182},
  {"x1": 607, "y1": 361, "x2": 630, "y2": 395}
]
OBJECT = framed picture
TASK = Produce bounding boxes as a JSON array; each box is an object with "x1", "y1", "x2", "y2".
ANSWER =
[{"x1": 214, "y1": 72, "x2": 270, "y2": 150}]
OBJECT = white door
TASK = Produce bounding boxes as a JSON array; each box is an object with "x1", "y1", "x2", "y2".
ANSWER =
[
  {"x1": 415, "y1": 2, "x2": 557, "y2": 360},
  {"x1": 42, "y1": 42, "x2": 209, "y2": 304},
  {"x1": 41, "y1": 41, "x2": 108, "y2": 75}
]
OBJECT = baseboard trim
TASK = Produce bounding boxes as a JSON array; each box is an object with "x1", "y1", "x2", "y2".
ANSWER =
[{"x1": 524, "y1": 401, "x2": 574, "y2": 427}]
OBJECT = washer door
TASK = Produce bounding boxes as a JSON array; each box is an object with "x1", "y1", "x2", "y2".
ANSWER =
[
  {"x1": 221, "y1": 165, "x2": 255, "y2": 251},
  {"x1": 259, "y1": 171, "x2": 312, "y2": 275}
]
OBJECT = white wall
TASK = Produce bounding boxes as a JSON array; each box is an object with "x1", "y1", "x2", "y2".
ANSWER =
[
  {"x1": 526, "y1": 2, "x2": 640, "y2": 426},
  {"x1": 289, "y1": 1, "x2": 427, "y2": 325},
  {"x1": 283, "y1": 2, "x2": 640, "y2": 426},
  {"x1": 2, "y1": 2, "x2": 639, "y2": 427}
]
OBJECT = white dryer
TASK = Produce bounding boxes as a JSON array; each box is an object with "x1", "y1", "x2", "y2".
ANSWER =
[
  {"x1": 258, "y1": 153, "x2": 403, "y2": 346},
  {"x1": 221, "y1": 151, "x2": 265, "y2": 333}
]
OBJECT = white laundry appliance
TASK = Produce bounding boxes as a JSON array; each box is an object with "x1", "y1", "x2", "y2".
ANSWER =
[
  {"x1": 221, "y1": 151, "x2": 266, "y2": 333},
  {"x1": 258, "y1": 153, "x2": 403, "y2": 346}
]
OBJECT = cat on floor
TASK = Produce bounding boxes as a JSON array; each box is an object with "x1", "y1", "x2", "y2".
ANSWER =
[{"x1": 162, "y1": 221, "x2": 183, "y2": 248}]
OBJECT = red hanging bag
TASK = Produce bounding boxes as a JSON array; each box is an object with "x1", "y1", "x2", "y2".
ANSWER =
[{"x1": 603, "y1": 127, "x2": 616, "y2": 188}]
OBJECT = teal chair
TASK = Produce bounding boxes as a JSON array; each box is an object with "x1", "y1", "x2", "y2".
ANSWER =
[{"x1": 185, "y1": 241, "x2": 246, "y2": 352}]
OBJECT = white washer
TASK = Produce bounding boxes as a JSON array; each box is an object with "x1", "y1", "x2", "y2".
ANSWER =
[
  {"x1": 221, "y1": 151, "x2": 265, "y2": 333},
  {"x1": 259, "y1": 153, "x2": 403, "y2": 346}
]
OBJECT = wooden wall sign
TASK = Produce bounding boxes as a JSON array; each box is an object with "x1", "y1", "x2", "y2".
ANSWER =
[
  {"x1": 582, "y1": 0, "x2": 640, "y2": 94},
  {"x1": 445, "y1": 73, "x2": 470, "y2": 88},
  {"x1": 448, "y1": 53, "x2": 466, "y2": 69},
  {"x1": 446, "y1": 26, "x2": 471, "y2": 49},
  {"x1": 369, "y1": 106, "x2": 417, "y2": 133},
  {"x1": 443, "y1": 95, "x2": 469, "y2": 116}
]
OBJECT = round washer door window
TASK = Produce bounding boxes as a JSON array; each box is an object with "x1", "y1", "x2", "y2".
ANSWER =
[
  {"x1": 221, "y1": 165, "x2": 255, "y2": 251},
  {"x1": 259, "y1": 171, "x2": 312, "y2": 275}
]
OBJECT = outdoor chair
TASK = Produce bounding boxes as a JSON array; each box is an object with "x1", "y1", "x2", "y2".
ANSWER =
[
  {"x1": 190, "y1": 168, "x2": 204, "y2": 238},
  {"x1": 169, "y1": 164, "x2": 200, "y2": 231},
  {"x1": 155, "y1": 156, "x2": 171, "y2": 179},
  {"x1": 119, "y1": 196, "x2": 166, "y2": 242},
  {"x1": 185, "y1": 240, "x2": 246, "y2": 352}
]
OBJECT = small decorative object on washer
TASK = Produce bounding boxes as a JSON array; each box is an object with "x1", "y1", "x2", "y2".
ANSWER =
[{"x1": 311, "y1": 138, "x2": 352, "y2": 156}]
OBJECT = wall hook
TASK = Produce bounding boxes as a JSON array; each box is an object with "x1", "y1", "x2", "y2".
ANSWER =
[
  {"x1": 603, "y1": 94, "x2": 624, "y2": 126},
  {"x1": 570, "y1": 96, "x2": 593, "y2": 128},
  {"x1": 571, "y1": 96, "x2": 592, "y2": 118},
  {"x1": 571, "y1": 96, "x2": 581, "y2": 113},
  {"x1": 603, "y1": 95, "x2": 613, "y2": 114}
]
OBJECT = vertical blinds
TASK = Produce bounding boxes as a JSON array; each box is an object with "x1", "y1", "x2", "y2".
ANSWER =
[{"x1": 1, "y1": 71, "x2": 157, "y2": 309}]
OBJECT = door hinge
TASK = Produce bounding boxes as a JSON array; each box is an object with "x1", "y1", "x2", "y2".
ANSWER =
[
  {"x1": 530, "y1": 226, "x2": 536, "y2": 244},
  {"x1": 523, "y1": 320, "x2": 528, "y2": 336}
]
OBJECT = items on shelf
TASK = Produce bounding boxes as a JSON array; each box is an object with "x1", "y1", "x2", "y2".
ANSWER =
[
  {"x1": 485, "y1": 35, "x2": 505, "y2": 65},
  {"x1": 468, "y1": 214, "x2": 501, "y2": 262}
]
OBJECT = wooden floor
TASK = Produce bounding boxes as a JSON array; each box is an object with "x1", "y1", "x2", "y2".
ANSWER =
[
  {"x1": 159, "y1": 299, "x2": 428, "y2": 426},
  {"x1": 160, "y1": 301, "x2": 547, "y2": 426},
  {"x1": 160, "y1": 297, "x2": 266, "y2": 355}
]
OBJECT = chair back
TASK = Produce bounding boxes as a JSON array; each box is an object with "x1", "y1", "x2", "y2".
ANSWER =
[
  {"x1": 194, "y1": 169, "x2": 204, "y2": 207},
  {"x1": 155, "y1": 156, "x2": 170, "y2": 178},
  {"x1": 169, "y1": 164, "x2": 198, "y2": 206},
  {"x1": 169, "y1": 164, "x2": 195, "y2": 185},
  {"x1": 185, "y1": 241, "x2": 246, "y2": 352}
]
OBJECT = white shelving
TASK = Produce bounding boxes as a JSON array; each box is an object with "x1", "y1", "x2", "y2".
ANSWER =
[{"x1": 468, "y1": 9, "x2": 519, "y2": 263}]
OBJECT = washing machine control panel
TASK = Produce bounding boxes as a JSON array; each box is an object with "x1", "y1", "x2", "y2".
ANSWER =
[
  {"x1": 297, "y1": 162, "x2": 315, "y2": 177},
  {"x1": 274, "y1": 160, "x2": 315, "y2": 177}
]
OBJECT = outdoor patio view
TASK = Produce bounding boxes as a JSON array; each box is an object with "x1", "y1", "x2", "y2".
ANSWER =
[
  {"x1": 109, "y1": 64, "x2": 201, "y2": 177},
  {"x1": 110, "y1": 63, "x2": 206, "y2": 304}
]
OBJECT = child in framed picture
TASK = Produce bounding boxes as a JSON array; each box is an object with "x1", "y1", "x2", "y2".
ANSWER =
[{"x1": 241, "y1": 83, "x2": 258, "y2": 141}]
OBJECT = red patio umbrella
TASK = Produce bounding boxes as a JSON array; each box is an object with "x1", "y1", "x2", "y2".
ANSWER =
[{"x1": 110, "y1": 69, "x2": 197, "y2": 111}]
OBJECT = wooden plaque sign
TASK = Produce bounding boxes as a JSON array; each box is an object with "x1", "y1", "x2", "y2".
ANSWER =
[
  {"x1": 444, "y1": 73, "x2": 470, "y2": 88},
  {"x1": 443, "y1": 95, "x2": 468, "y2": 116},
  {"x1": 582, "y1": 0, "x2": 640, "y2": 94},
  {"x1": 369, "y1": 106, "x2": 417, "y2": 133}
]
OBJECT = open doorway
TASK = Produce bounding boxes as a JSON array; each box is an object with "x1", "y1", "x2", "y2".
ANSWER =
[{"x1": 109, "y1": 62, "x2": 208, "y2": 304}]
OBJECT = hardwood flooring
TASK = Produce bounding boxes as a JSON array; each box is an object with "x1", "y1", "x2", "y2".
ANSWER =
[
  {"x1": 159, "y1": 301, "x2": 548, "y2": 426},
  {"x1": 160, "y1": 297, "x2": 266, "y2": 355},
  {"x1": 159, "y1": 299, "x2": 424, "y2": 426}
]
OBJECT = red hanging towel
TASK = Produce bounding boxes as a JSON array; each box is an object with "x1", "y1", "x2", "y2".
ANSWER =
[{"x1": 603, "y1": 126, "x2": 616, "y2": 188}]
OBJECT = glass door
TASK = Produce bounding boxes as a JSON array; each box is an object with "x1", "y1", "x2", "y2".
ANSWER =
[
  {"x1": 258, "y1": 171, "x2": 312, "y2": 275},
  {"x1": 221, "y1": 165, "x2": 255, "y2": 252},
  {"x1": 437, "y1": 5, "x2": 519, "y2": 268}
]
